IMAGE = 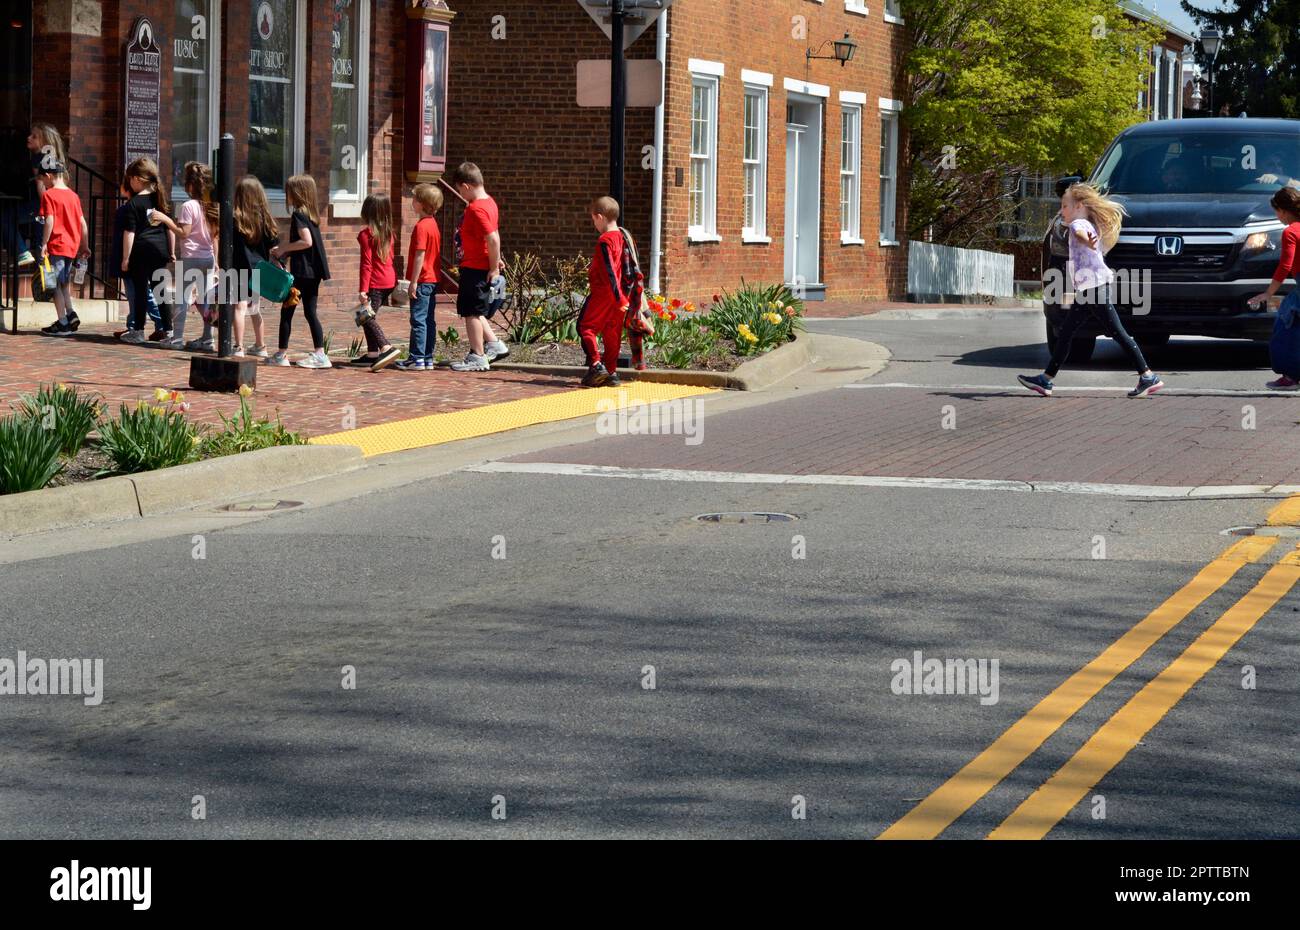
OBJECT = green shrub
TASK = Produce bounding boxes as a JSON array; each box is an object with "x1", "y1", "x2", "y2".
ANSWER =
[
  {"x1": 510, "y1": 301, "x2": 581, "y2": 344},
  {"x1": 707, "y1": 282, "x2": 804, "y2": 355},
  {"x1": 97, "y1": 402, "x2": 201, "y2": 475},
  {"x1": 644, "y1": 317, "x2": 721, "y2": 369},
  {"x1": 201, "y1": 393, "x2": 307, "y2": 458},
  {"x1": 13, "y1": 383, "x2": 103, "y2": 457},
  {"x1": 0, "y1": 414, "x2": 64, "y2": 494}
]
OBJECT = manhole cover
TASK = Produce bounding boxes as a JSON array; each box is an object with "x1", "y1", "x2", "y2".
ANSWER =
[
  {"x1": 217, "y1": 500, "x2": 304, "y2": 513},
  {"x1": 693, "y1": 512, "x2": 799, "y2": 524},
  {"x1": 1222, "y1": 525, "x2": 1300, "y2": 537}
]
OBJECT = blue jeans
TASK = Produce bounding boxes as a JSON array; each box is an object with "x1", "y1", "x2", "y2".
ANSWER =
[
  {"x1": 408, "y1": 283, "x2": 437, "y2": 364},
  {"x1": 123, "y1": 276, "x2": 162, "y2": 331}
]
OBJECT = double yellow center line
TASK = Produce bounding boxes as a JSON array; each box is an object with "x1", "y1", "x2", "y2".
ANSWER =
[{"x1": 881, "y1": 498, "x2": 1300, "y2": 841}]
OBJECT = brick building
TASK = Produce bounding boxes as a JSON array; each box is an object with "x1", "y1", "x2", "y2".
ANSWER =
[{"x1": 1, "y1": 0, "x2": 909, "y2": 317}]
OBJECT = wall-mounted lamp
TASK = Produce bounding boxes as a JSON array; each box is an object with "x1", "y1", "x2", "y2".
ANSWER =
[{"x1": 807, "y1": 33, "x2": 858, "y2": 67}]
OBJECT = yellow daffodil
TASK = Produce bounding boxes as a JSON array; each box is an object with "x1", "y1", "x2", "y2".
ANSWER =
[
  {"x1": 153, "y1": 388, "x2": 169, "y2": 402},
  {"x1": 238, "y1": 384, "x2": 253, "y2": 398}
]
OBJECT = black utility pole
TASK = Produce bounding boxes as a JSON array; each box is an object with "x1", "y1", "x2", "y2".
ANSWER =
[
  {"x1": 610, "y1": 0, "x2": 627, "y2": 206},
  {"x1": 217, "y1": 132, "x2": 234, "y2": 358}
]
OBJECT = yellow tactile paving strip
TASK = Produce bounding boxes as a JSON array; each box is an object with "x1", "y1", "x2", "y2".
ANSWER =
[{"x1": 309, "y1": 382, "x2": 718, "y2": 457}]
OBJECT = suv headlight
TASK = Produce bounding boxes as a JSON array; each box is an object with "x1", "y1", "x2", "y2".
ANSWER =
[{"x1": 1244, "y1": 230, "x2": 1279, "y2": 253}]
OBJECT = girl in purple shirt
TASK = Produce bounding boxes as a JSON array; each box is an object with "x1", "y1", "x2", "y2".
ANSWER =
[{"x1": 1020, "y1": 183, "x2": 1163, "y2": 398}]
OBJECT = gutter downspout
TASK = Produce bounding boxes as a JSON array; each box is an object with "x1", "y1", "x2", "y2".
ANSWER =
[{"x1": 649, "y1": 9, "x2": 668, "y2": 295}]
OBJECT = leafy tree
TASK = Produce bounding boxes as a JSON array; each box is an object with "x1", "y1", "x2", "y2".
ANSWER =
[
  {"x1": 1182, "y1": 0, "x2": 1300, "y2": 118},
  {"x1": 900, "y1": 0, "x2": 1163, "y2": 246}
]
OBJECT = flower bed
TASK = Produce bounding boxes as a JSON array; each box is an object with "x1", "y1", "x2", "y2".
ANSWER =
[{"x1": 0, "y1": 384, "x2": 307, "y2": 496}]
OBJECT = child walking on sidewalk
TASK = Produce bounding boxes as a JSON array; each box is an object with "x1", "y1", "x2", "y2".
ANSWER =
[
  {"x1": 173, "y1": 162, "x2": 219, "y2": 350},
  {"x1": 1019, "y1": 183, "x2": 1163, "y2": 398},
  {"x1": 352, "y1": 193, "x2": 402, "y2": 371},
  {"x1": 269, "y1": 175, "x2": 332, "y2": 369},
  {"x1": 230, "y1": 176, "x2": 275, "y2": 358},
  {"x1": 36, "y1": 161, "x2": 89, "y2": 337},
  {"x1": 577, "y1": 196, "x2": 638, "y2": 387},
  {"x1": 396, "y1": 183, "x2": 442, "y2": 371}
]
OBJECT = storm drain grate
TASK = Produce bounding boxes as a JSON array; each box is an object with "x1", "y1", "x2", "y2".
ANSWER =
[
  {"x1": 217, "y1": 500, "x2": 305, "y2": 513},
  {"x1": 693, "y1": 512, "x2": 799, "y2": 525}
]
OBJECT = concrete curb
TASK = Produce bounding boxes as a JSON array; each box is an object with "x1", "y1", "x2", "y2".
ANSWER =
[
  {"x1": 823, "y1": 307, "x2": 1043, "y2": 321},
  {"x1": 492, "y1": 333, "x2": 811, "y2": 392},
  {"x1": 0, "y1": 444, "x2": 364, "y2": 539}
]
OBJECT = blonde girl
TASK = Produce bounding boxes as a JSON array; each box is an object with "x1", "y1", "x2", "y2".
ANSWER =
[
  {"x1": 268, "y1": 174, "x2": 332, "y2": 368},
  {"x1": 1019, "y1": 182, "x2": 1163, "y2": 398},
  {"x1": 231, "y1": 175, "x2": 277, "y2": 357}
]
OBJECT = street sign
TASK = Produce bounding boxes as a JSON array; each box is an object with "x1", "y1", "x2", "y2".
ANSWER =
[
  {"x1": 576, "y1": 0, "x2": 671, "y2": 49},
  {"x1": 576, "y1": 60, "x2": 664, "y2": 107}
]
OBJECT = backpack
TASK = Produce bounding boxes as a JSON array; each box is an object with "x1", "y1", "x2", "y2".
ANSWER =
[{"x1": 619, "y1": 229, "x2": 653, "y2": 335}]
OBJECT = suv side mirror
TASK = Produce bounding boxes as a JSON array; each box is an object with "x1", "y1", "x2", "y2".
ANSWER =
[{"x1": 1054, "y1": 175, "x2": 1083, "y2": 198}]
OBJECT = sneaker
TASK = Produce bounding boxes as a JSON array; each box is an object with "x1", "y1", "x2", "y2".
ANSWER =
[
  {"x1": 65, "y1": 311, "x2": 80, "y2": 332},
  {"x1": 159, "y1": 336, "x2": 186, "y2": 349},
  {"x1": 184, "y1": 337, "x2": 214, "y2": 352},
  {"x1": 581, "y1": 362, "x2": 611, "y2": 387},
  {"x1": 371, "y1": 347, "x2": 402, "y2": 372},
  {"x1": 120, "y1": 329, "x2": 148, "y2": 344},
  {"x1": 267, "y1": 352, "x2": 291, "y2": 367},
  {"x1": 295, "y1": 350, "x2": 333, "y2": 369},
  {"x1": 1017, "y1": 373, "x2": 1054, "y2": 396},
  {"x1": 484, "y1": 339, "x2": 511, "y2": 361},
  {"x1": 148, "y1": 329, "x2": 169, "y2": 342},
  {"x1": 41, "y1": 320, "x2": 72, "y2": 337},
  {"x1": 17, "y1": 250, "x2": 35, "y2": 268},
  {"x1": 349, "y1": 354, "x2": 377, "y2": 366},
  {"x1": 605, "y1": 372, "x2": 622, "y2": 387},
  {"x1": 248, "y1": 344, "x2": 270, "y2": 359},
  {"x1": 395, "y1": 358, "x2": 429, "y2": 372},
  {"x1": 232, "y1": 345, "x2": 245, "y2": 357},
  {"x1": 1266, "y1": 375, "x2": 1300, "y2": 391},
  {"x1": 634, "y1": 362, "x2": 648, "y2": 372},
  {"x1": 1128, "y1": 374, "x2": 1164, "y2": 398},
  {"x1": 450, "y1": 352, "x2": 490, "y2": 372}
]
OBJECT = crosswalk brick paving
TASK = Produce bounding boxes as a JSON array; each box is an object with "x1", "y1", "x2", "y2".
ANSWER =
[{"x1": 512, "y1": 387, "x2": 1300, "y2": 488}]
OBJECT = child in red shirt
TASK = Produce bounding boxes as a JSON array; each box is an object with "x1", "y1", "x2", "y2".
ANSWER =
[
  {"x1": 578, "y1": 196, "x2": 635, "y2": 387},
  {"x1": 396, "y1": 183, "x2": 443, "y2": 371},
  {"x1": 352, "y1": 193, "x2": 401, "y2": 371},
  {"x1": 1249, "y1": 186, "x2": 1300, "y2": 389},
  {"x1": 36, "y1": 161, "x2": 89, "y2": 337}
]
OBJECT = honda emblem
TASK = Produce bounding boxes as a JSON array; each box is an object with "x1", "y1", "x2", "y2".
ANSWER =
[{"x1": 1155, "y1": 236, "x2": 1184, "y2": 256}]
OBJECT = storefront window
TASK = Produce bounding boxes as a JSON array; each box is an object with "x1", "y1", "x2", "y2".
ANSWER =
[
  {"x1": 172, "y1": 1, "x2": 219, "y2": 193},
  {"x1": 249, "y1": 0, "x2": 302, "y2": 195},
  {"x1": 330, "y1": 0, "x2": 369, "y2": 201}
]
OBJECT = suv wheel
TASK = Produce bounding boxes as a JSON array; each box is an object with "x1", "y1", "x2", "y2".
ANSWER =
[{"x1": 1046, "y1": 319, "x2": 1096, "y2": 364}]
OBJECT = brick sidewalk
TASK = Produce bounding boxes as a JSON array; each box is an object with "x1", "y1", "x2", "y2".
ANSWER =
[
  {"x1": 0, "y1": 320, "x2": 573, "y2": 438},
  {"x1": 512, "y1": 386, "x2": 1300, "y2": 488}
]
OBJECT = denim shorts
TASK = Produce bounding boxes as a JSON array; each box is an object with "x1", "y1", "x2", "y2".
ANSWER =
[{"x1": 50, "y1": 255, "x2": 74, "y2": 286}]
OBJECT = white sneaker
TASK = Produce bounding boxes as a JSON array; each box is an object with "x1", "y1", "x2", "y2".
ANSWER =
[
  {"x1": 160, "y1": 336, "x2": 186, "y2": 349},
  {"x1": 267, "y1": 352, "x2": 291, "y2": 367},
  {"x1": 184, "y1": 337, "x2": 215, "y2": 351},
  {"x1": 484, "y1": 340, "x2": 511, "y2": 361},
  {"x1": 120, "y1": 329, "x2": 147, "y2": 344},
  {"x1": 295, "y1": 350, "x2": 333, "y2": 369},
  {"x1": 248, "y1": 344, "x2": 270, "y2": 358},
  {"x1": 450, "y1": 352, "x2": 490, "y2": 372},
  {"x1": 232, "y1": 345, "x2": 246, "y2": 357}
]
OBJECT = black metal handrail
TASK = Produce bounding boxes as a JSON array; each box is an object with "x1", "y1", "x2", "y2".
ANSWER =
[
  {"x1": 68, "y1": 156, "x2": 125, "y2": 301},
  {"x1": 0, "y1": 194, "x2": 19, "y2": 333}
]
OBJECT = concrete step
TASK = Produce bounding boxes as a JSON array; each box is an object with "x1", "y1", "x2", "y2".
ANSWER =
[{"x1": 0, "y1": 298, "x2": 125, "y2": 332}]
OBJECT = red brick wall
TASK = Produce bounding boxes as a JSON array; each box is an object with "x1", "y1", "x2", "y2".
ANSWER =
[{"x1": 660, "y1": 0, "x2": 910, "y2": 305}]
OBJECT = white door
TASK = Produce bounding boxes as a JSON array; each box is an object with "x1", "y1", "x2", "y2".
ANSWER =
[
  {"x1": 785, "y1": 97, "x2": 823, "y2": 290},
  {"x1": 784, "y1": 122, "x2": 804, "y2": 284}
]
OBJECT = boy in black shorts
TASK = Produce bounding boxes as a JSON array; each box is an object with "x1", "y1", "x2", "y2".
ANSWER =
[{"x1": 447, "y1": 162, "x2": 509, "y2": 371}]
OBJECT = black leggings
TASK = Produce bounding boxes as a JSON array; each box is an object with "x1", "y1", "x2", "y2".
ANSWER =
[
  {"x1": 278, "y1": 277, "x2": 323, "y2": 350},
  {"x1": 363, "y1": 287, "x2": 393, "y2": 354},
  {"x1": 131, "y1": 266, "x2": 172, "y2": 332},
  {"x1": 1047, "y1": 292, "x2": 1149, "y2": 378}
]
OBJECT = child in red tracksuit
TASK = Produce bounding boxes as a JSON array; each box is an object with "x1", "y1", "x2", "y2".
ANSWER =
[{"x1": 579, "y1": 196, "x2": 633, "y2": 387}]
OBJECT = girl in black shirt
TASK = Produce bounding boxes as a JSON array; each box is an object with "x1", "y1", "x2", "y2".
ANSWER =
[
  {"x1": 269, "y1": 174, "x2": 332, "y2": 369},
  {"x1": 119, "y1": 157, "x2": 175, "y2": 343}
]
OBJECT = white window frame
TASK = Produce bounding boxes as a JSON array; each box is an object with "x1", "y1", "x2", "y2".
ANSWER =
[
  {"x1": 742, "y1": 80, "x2": 769, "y2": 243},
  {"x1": 171, "y1": 0, "x2": 222, "y2": 202},
  {"x1": 249, "y1": 0, "x2": 307, "y2": 212},
  {"x1": 883, "y1": 0, "x2": 904, "y2": 23},
  {"x1": 329, "y1": 0, "x2": 370, "y2": 215},
  {"x1": 688, "y1": 62, "x2": 723, "y2": 243},
  {"x1": 1165, "y1": 49, "x2": 1178, "y2": 120},
  {"x1": 839, "y1": 99, "x2": 863, "y2": 244},
  {"x1": 879, "y1": 99, "x2": 902, "y2": 246},
  {"x1": 845, "y1": 0, "x2": 869, "y2": 15}
]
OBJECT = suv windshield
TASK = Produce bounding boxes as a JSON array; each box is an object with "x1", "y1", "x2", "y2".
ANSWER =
[{"x1": 1092, "y1": 132, "x2": 1300, "y2": 196}]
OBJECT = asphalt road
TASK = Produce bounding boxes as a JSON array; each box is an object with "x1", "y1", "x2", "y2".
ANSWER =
[{"x1": 1, "y1": 315, "x2": 1297, "y2": 839}]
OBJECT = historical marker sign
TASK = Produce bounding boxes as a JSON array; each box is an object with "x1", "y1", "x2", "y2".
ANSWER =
[{"x1": 124, "y1": 18, "x2": 162, "y2": 166}]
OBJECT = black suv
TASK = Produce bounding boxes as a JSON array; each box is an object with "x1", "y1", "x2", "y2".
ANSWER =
[{"x1": 1042, "y1": 118, "x2": 1300, "y2": 361}]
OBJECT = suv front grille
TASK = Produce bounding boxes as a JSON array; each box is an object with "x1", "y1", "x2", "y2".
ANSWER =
[{"x1": 1108, "y1": 242, "x2": 1236, "y2": 275}]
